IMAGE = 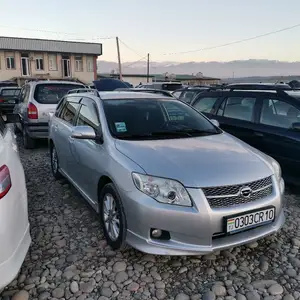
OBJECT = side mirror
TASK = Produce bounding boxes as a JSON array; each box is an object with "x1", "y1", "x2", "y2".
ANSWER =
[
  {"x1": 210, "y1": 119, "x2": 220, "y2": 127},
  {"x1": 1, "y1": 113, "x2": 20, "y2": 124},
  {"x1": 291, "y1": 122, "x2": 300, "y2": 131},
  {"x1": 71, "y1": 126, "x2": 97, "y2": 140}
]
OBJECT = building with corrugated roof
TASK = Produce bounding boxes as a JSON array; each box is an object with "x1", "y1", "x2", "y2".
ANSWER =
[{"x1": 0, "y1": 36, "x2": 102, "y2": 84}]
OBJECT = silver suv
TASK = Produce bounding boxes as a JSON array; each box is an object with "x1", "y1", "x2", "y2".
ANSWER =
[
  {"x1": 14, "y1": 80, "x2": 85, "y2": 148},
  {"x1": 49, "y1": 91, "x2": 285, "y2": 255}
]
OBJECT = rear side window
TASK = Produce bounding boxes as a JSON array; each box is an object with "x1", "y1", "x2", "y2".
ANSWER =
[
  {"x1": 217, "y1": 97, "x2": 256, "y2": 121},
  {"x1": 34, "y1": 84, "x2": 84, "y2": 104},
  {"x1": 193, "y1": 97, "x2": 219, "y2": 113}
]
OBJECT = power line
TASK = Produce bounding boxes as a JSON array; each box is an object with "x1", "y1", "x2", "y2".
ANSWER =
[
  {"x1": 0, "y1": 24, "x2": 114, "y2": 40},
  {"x1": 123, "y1": 55, "x2": 148, "y2": 68},
  {"x1": 118, "y1": 38, "x2": 144, "y2": 58},
  {"x1": 160, "y1": 23, "x2": 300, "y2": 56}
]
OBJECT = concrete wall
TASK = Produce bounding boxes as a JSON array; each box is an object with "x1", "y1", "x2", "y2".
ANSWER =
[{"x1": 0, "y1": 50, "x2": 97, "y2": 84}]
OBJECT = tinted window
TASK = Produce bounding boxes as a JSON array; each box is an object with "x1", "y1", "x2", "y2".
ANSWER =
[
  {"x1": 103, "y1": 98, "x2": 220, "y2": 140},
  {"x1": 161, "y1": 83, "x2": 182, "y2": 91},
  {"x1": 218, "y1": 97, "x2": 256, "y2": 121},
  {"x1": 260, "y1": 99, "x2": 300, "y2": 129},
  {"x1": 193, "y1": 97, "x2": 219, "y2": 113},
  {"x1": 59, "y1": 101, "x2": 80, "y2": 125},
  {"x1": 76, "y1": 99, "x2": 100, "y2": 130},
  {"x1": 34, "y1": 84, "x2": 84, "y2": 104},
  {"x1": 1, "y1": 89, "x2": 20, "y2": 96}
]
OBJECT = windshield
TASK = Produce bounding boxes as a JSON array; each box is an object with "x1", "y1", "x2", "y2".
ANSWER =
[
  {"x1": 34, "y1": 83, "x2": 84, "y2": 104},
  {"x1": 103, "y1": 98, "x2": 221, "y2": 140}
]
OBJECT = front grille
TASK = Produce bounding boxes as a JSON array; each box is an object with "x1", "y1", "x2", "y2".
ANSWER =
[{"x1": 202, "y1": 176, "x2": 273, "y2": 208}]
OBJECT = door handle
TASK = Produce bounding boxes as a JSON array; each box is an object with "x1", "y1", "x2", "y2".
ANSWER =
[{"x1": 254, "y1": 132, "x2": 264, "y2": 137}]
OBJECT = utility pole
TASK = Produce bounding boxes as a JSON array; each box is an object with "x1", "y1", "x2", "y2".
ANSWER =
[
  {"x1": 116, "y1": 37, "x2": 123, "y2": 81},
  {"x1": 146, "y1": 53, "x2": 150, "y2": 83}
]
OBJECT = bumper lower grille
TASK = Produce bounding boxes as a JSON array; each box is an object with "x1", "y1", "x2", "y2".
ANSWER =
[{"x1": 202, "y1": 176, "x2": 273, "y2": 208}]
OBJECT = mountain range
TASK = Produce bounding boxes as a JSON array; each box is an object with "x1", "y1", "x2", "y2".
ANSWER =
[{"x1": 97, "y1": 59, "x2": 300, "y2": 79}]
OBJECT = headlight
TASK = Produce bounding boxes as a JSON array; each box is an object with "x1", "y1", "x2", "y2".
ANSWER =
[
  {"x1": 132, "y1": 173, "x2": 192, "y2": 207},
  {"x1": 271, "y1": 159, "x2": 281, "y2": 182}
]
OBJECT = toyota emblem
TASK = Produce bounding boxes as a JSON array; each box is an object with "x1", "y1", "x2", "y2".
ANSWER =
[{"x1": 240, "y1": 186, "x2": 252, "y2": 197}]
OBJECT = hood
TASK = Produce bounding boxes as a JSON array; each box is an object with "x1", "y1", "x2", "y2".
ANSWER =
[{"x1": 115, "y1": 133, "x2": 273, "y2": 187}]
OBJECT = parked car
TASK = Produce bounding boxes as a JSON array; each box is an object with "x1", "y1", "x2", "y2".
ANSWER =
[
  {"x1": 0, "y1": 81, "x2": 18, "y2": 89},
  {"x1": 0, "y1": 87, "x2": 21, "y2": 114},
  {"x1": 190, "y1": 88, "x2": 300, "y2": 185},
  {"x1": 172, "y1": 87, "x2": 213, "y2": 103},
  {"x1": 136, "y1": 82, "x2": 183, "y2": 91},
  {"x1": 0, "y1": 112, "x2": 31, "y2": 291},
  {"x1": 225, "y1": 83, "x2": 293, "y2": 91},
  {"x1": 14, "y1": 80, "x2": 85, "y2": 149},
  {"x1": 48, "y1": 90, "x2": 284, "y2": 255},
  {"x1": 115, "y1": 88, "x2": 174, "y2": 97}
]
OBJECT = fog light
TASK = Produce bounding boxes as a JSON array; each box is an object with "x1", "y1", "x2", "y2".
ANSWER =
[{"x1": 151, "y1": 229, "x2": 162, "y2": 238}]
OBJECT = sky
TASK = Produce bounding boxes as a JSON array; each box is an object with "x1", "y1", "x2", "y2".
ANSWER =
[{"x1": 1, "y1": 0, "x2": 300, "y2": 64}]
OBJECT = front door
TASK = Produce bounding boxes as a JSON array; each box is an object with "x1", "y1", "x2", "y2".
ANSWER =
[
  {"x1": 255, "y1": 96, "x2": 300, "y2": 182},
  {"x1": 71, "y1": 97, "x2": 103, "y2": 204},
  {"x1": 62, "y1": 59, "x2": 71, "y2": 77},
  {"x1": 21, "y1": 56, "x2": 30, "y2": 76}
]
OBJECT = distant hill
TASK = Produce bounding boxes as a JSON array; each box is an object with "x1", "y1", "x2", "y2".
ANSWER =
[{"x1": 97, "y1": 59, "x2": 300, "y2": 79}]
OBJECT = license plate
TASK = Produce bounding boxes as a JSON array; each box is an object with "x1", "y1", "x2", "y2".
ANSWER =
[
  {"x1": 225, "y1": 207, "x2": 275, "y2": 234},
  {"x1": 8, "y1": 100, "x2": 15, "y2": 104}
]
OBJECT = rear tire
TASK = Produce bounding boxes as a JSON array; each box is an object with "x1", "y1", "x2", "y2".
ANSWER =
[
  {"x1": 99, "y1": 183, "x2": 129, "y2": 250},
  {"x1": 23, "y1": 127, "x2": 35, "y2": 149},
  {"x1": 50, "y1": 145, "x2": 63, "y2": 180}
]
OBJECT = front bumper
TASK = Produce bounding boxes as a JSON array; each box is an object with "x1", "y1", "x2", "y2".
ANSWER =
[{"x1": 122, "y1": 176, "x2": 285, "y2": 255}]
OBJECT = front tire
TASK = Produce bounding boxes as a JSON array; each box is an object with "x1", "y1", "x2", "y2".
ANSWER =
[
  {"x1": 50, "y1": 145, "x2": 63, "y2": 180},
  {"x1": 99, "y1": 183, "x2": 128, "y2": 250}
]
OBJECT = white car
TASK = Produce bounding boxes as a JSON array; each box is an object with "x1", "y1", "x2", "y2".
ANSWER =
[{"x1": 0, "y1": 113, "x2": 31, "y2": 291}]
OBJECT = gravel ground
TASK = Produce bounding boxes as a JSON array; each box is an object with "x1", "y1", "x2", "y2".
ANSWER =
[{"x1": 1, "y1": 139, "x2": 300, "y2": 300}]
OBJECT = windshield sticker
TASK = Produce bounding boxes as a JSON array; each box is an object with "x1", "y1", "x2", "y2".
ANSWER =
[{"x1": 115, "y1": 122, "x2": 127, "y2": 132}]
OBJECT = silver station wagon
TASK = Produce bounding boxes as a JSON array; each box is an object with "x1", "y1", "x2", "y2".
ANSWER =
[{"x1": 48, "y1": 91, "x2": 285, "y2": 255}]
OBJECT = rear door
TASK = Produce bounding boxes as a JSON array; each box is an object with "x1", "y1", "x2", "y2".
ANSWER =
[
  {"x1": 214, "y1": 93, "x2": 261, "y2": 148},
  {"x1": 254, "y1": 96, "x2": 300, "y2": 181},
  {"x1": 51, "y1": 96, "x2": 81, "y2": 174}
]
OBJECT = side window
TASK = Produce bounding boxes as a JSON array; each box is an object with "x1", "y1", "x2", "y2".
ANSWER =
[
  {"x1": 55, "y1": 98, "x2": 66, "y2": 117},
  {"x1": 180, "y1": 91, "x2": 197, "y2": 104},
  {"x1": 217, "y1": 96, "x2": 256, "y2": 121},
  {"x1": 59, "y1": 100, "x2": 80, "y2": 125},
  {"x1": 76, "y1": 98, "x2": 100, "y2": 130},
  {"x1": 260, "y1": 98, "x2": 300, "y2": 129},
  {"x1": 23, "y1": 86, "x2": 30, "y2": 103},
  {"x1": 19, "y1": 86, "x2": 27, "y2": 103},
  {"x1": 173, "y1": 91, "x2": 182, "y2": 98},
  {"x1": 193, "y1": 97, "x2": 219, "y2": 113}
]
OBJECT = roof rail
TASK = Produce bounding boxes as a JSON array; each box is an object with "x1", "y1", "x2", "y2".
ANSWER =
[
  {"x1": 67, "y1": 88, "x2": 101, "y2": 98},
  {"x1": 221, "y1": 86, "x2": 290, "y2": 94}
]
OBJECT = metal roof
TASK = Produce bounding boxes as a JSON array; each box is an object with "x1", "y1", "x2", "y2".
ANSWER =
[{"x1": 0, "y1": 36, "x2": 102, "y2": 55}]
